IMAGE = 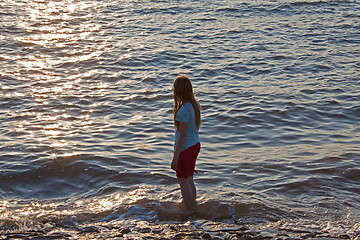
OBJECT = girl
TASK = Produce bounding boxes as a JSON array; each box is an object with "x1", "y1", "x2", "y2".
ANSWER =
[{"x1": 171, "y1": 75, "x2": 201, "y2": 211}]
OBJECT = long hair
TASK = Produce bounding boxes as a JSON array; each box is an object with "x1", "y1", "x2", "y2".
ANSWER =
[{"x1": 173, "y1": 75, "x2": 201, "y2": 131}]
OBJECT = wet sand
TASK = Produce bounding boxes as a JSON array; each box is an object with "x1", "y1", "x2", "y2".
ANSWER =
[{"x1": 1, "y1": 219, "x2": 359, "y2": 240}]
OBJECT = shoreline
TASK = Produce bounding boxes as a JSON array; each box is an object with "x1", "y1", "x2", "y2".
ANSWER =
[{"x1": 1, "y1": 219, "x2": 359, "y2": 240}]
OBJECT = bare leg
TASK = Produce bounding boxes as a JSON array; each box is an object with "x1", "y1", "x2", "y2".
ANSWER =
[
  {"x1": 178, "y1": 177, "x2": 196, "y2": 210},
  {"x1": 189, "y1": 176, "x2": 196, "y2": 203}
]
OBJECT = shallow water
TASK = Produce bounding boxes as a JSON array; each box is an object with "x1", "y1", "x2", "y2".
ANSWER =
[{"x1": 0, "y1": 0, "x2": 359, "y2": 235}]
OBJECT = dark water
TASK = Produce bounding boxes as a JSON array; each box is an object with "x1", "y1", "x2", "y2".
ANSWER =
[{"x1": 0, "y1": 0, "x2": 359, "y2": 236}]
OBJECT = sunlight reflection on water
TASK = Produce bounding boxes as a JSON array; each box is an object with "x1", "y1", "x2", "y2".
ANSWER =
[{"x1": 0, "y1": 0, "x2": 359, "y2": 234}]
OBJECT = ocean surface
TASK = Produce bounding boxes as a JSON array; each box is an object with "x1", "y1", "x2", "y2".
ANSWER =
[{"x1": 0, "y1": 0, "x2": 359, "y2": 236}]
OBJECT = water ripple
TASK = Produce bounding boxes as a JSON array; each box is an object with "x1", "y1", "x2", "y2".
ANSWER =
[{"x1": 0, "y1": 0, "x2": 359, "y2": 231}]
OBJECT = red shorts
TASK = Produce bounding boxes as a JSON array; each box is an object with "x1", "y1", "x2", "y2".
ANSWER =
[{"x1": 176, "y1": 142, "x2": 201, "y2": 178}]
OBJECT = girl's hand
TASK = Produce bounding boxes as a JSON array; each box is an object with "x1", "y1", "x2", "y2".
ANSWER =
[{"x1": 171, "y1": 156, "x2": 178, "y2": 171}]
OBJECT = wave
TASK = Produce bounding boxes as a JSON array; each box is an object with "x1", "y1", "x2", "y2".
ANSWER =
[
  {"x1": 0, "y1": 153, "x2": 177, "y2": 199},
  {"x1": 288, "y1": 0, "x2": 352, "y2": 7},
  {"x1": 1, "y1": 189, "x2": 359, "y2": 239},
  {"x1": 214, "y1": 0, "x2": 354, "y2": 18},
  {"x1": 0, "y1": 188, "x2": 286, "y2": 231}
]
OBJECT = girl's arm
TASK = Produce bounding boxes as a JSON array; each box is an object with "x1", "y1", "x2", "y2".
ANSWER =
[{"x1": 171, "y1": 121, "x2": 188, "y2": 171}]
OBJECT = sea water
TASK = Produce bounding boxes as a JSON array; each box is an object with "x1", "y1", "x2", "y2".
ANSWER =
[{"x1": 0, "y1": 0, "x2": 359, "y2": 236}]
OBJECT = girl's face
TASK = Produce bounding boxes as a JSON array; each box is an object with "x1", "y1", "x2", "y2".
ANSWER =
[
  {"x1": 172, "y1": 85, "x2": 177, "y2": 99},
  {"x1": 172, "y1": 78, "x2": 181, "y2": 99}
]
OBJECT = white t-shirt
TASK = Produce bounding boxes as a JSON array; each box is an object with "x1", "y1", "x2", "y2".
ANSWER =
[{"x1": 174, "y1": 102, "x2": 200, "y2": 151}]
